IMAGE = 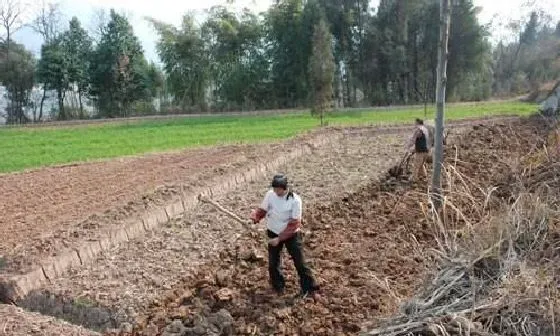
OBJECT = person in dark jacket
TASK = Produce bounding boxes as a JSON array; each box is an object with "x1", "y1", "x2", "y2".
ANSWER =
[
  {"x1": 406, "y1": 118, "x2": 430, "y2": 182},
  {"x1": 250, "y1": 174, "x2": 320, "y2": 299}
]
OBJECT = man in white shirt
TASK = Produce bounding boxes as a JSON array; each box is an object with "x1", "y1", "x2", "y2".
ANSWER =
[{"x1": 250, "y1": 174, "x2": 320, "y2": 299}]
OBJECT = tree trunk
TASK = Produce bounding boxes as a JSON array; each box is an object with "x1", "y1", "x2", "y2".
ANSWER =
[
  {"x1": 39, "y1": 86, "x2": 47, "y2": 121},
  {"x1": 345, "y1": 64, "x2": 351, "y2": 107},
  {"x1": 413, "y1": 31, "x2": 420, "y2": 102},
  {"x1": 431, "y1": 0, "x2": 451, "y2": 209},
  {"x1": 79, "y1": 91, "x2": 84, "y2": 119},
  {"x1": 58, "y1": 89, "x2": 65, "y2": 120}
]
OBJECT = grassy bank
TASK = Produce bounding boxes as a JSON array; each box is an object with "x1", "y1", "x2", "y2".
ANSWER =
[{"x1": 0, "y1": 101, "x2": 536, "y2": 173}]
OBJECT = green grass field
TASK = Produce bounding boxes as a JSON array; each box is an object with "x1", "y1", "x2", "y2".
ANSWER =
[{"x1": 0, "y1": 101, "x2": 536, "y2": 173}]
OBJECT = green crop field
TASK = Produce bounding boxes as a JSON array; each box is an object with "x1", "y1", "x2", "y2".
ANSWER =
[{"x1": 0, "y1": 101, "x2": 536, "y2": 173}]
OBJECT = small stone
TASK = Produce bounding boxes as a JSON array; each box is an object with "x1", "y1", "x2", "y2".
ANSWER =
[
  {"x1": 144, "y1": 323, "x2": 159, "y2": 336},
  {"x1": 177, "y1": 289, "x2": 193, "y2": 304},
  {"x1": 190, "y1": 325, "x2": 207, "y2": 335},
  {"x1": 200, "y1": 287, "x2": 214, "y2": 299},
  {"x1": 120, "y1": 322, "x2": 133, "y2": 333},
  {"x1": 171, "y1": 306, "x2": 189, "y2": 319},
  {"x1": 215, "y1": 270, "x2": 230, "y2": 287},
  {"x1": 274, "y1": 307, "x2": 292, "y2": 319},
  {"x1": 215, "y1": 288, "x2": 234, "y2": 301},
  {"x1": 208, "y1": 309, "x2": 234, "y2": 333},
  {"x1": 163, "y1": 319, "x2": 186, "y2": 335},
  {"x1": 264, "y1": 315, "x2": 276, "y2": 328},
  {"x1": 151, "y1": 276, "x2": 164, "y2": 288}
]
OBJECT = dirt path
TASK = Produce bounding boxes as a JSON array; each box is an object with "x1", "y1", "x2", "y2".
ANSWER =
[{"x1": 19, "y1": 131, "x2": 412, "y2": 333}]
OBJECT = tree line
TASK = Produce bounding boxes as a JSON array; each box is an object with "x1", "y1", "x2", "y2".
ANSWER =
[{"x1": 0, "y1": 0, "x2": 559, "y2": 124}]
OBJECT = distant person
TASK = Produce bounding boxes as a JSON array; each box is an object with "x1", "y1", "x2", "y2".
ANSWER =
[
  {"x1": 406, "y1": 118, "x2": 430, "y2": 182},
  {"x1": 250, "y1": 174, "x2": 320, "y2": 300},
  {"x1": 425, "y1": 119, "x2": 435, "y2": 149}
]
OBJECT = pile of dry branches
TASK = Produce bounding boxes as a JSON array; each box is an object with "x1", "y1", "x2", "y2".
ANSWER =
[{"x1": 363, "y1": 153, "x2": 559, "y2": 336}]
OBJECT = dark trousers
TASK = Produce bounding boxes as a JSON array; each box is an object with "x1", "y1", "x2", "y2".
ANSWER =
[{"x1": 267, "y1": 230, "x2": 319, "y2": 294}]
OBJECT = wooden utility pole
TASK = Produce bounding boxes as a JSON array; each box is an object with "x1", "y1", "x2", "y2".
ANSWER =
[{"x1": 431, "y1": 0, "x2": 451, "y2": 209}]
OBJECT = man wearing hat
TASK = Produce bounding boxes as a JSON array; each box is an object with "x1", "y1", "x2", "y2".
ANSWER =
[{"x1": 250, "y1": 174, "x2": 320, "y2": 299}]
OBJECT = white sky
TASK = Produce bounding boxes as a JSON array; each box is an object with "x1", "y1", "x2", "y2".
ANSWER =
[{"x1": 11, "y1": 0, "x2": 560, "y2": 63}]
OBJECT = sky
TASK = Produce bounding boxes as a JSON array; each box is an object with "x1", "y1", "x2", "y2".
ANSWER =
[{"x1": 9, "y1": 0, "x2": 560, "y2": 64}]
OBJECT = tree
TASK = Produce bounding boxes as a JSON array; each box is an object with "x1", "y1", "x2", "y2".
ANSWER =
[
  {"x1": 446, "y1": 0, "x2": 491, "y2": 100},
  {"x1": 201, "y1": 6, "x2": 270, "y2": 110},
  {"x1": 64, "y1": 17, "x2": 92, "y2": 117},
  {"x1": 148, "y1": 14, "x2": 210, "y2": 111},
  {"x1": 90, "y1": 9, "x2": 148, "y2": 117},
  {"x1": 0, "y1": 41, "x2": 35, "y2": 124},
  {"x1": 431, "y1": 0, "x2": 451, "y2": 209},
  {"x1": 0, "y1": 0, "x2": 32, "y2": 124},
  {"x1": 309, "y1": 17, "x2": 335, "y2": 126},
  {"x1": 30, "y1": 0, "x2": 62, "y2": 121},
  {"x1": 520, "y1": 11, "x2": 539, "y2": 45},
  {"x1": 492, "y1": 10, "x2": 560, "y2": 97},
  {"x1": 266, "y1": 0, "x2": 310, "y2": 108},
  {"x1": 37, "y1": 36, "x2": 70, "y2": 120},
  {"x1": 144, "y1": 61, "x2": 164, "y2": 99}
]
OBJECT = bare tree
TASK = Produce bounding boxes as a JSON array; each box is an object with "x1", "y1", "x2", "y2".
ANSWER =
[
  {"x1": 0, "y1": 0, "x2": 26, "y2": 50},
  {"x1": 30, "y1": 0, "x2": 61, "y2": 43},
  {"x1": 431, "y1": 0, "x2": 451, "y2": 209}
]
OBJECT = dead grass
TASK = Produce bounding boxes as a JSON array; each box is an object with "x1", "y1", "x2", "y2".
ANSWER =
[{"x1": 363, "y1": 133, "x2": 560, "y2": 336}]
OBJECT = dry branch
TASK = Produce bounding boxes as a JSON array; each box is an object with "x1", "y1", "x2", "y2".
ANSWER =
[{"x1": 363, "y1": 136, "x2": 559, "y2": 336}]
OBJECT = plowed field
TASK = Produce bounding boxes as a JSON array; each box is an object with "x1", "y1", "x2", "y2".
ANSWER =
[{"x1": 0, "y1": 116, "x2": 541, "y2": 336}]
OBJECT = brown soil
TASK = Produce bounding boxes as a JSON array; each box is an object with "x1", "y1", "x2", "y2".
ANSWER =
[
  {"x1": 0, "y1": 303, "x2": 101, "y2": 336},
  {"x1": 106, "y1": 117, "x2": 550, "y2": 336},
  {"x1": 120, "y1": 163, "x2": 436, "y2": 336}
]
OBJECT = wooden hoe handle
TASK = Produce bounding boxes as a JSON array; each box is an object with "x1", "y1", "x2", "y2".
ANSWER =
[{"x1": 197, "y1": 194, "x2": 252, "y2": 228}]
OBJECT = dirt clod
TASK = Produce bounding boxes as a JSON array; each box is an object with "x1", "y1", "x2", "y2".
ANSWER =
[
  {"x1": 162, "y1": 319, "x2": 185, "y2": 336},
  {"x1": 215, "y1": 288, "x2": 235, "y2": 302},
  {"x1": 215, "y1": 270, "x2": 230, "y2": 287}
]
